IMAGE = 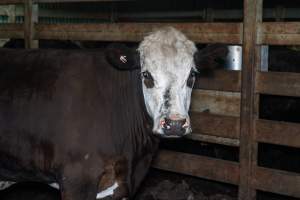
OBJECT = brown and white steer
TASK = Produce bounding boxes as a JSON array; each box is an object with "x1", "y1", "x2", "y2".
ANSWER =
[{"x1": 0, "y1": 27, "x2": 227, "y2": 200}]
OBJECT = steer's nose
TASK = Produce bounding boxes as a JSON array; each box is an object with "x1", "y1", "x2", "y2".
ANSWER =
[{"x1": 161, "y1": 117, "x2": 188, "y2": 137}]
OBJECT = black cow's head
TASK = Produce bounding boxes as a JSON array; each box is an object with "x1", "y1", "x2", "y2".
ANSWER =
[{"x1": 106, "y1": 27, "x2": 228, "y2": 138}]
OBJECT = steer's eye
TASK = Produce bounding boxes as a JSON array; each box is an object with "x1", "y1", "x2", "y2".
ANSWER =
[
  {"x1": 187, "y1": 70, "x2": 196, "y2": 88},
  {"x1": 141, "y1": 71, "x2": 154, "y2": 88},
  {"x1": 142, "y1": 71, "x2": 151, "y2": 79}
]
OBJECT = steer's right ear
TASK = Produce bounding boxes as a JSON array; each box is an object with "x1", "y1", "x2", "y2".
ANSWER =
[
  {"x1": 106, "y1": 43, "x2": 140, "y2": 71},
  {"x1": 194, "y1": 44, "x2": 228, "y2": 72}
]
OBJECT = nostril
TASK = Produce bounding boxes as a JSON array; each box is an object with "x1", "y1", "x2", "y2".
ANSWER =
[
  {"x1": 182, "y1": 120, "x2": 189, "y2": 128},
  {"x1": 162, "y1": 118, "x2": 187, "y2": 129},
  {"x1": 161, "y1": 117, "x2": 189, "y2": 136},
  {"x1": 160, "y1": 119, "x2": 166, "y2": 127},
  {"x1": 169, "y1": 114, "x2": 181, "y2": 121},
  {"x1": 177, "y1": 118, "x2": 186, "y2": 128},
  {"x1": 164, "y1": 118, "x2": 173, "y2": 127},
  {"x1": 160, "y1": 118, "x2": 171, "y2": 129},
  {"x1": 164, "y1": 118, "x2": 171, "y2": 129}
]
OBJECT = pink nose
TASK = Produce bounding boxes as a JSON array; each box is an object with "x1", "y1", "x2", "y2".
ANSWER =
[
  {"x1": 161, "y1": 117, "x2": 188, "y2": 136},
  {"x1": 169, "y1": 114, "x2": 182, "y2": 121}
]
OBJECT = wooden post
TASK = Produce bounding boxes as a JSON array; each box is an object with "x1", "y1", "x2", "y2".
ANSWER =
[
  {"x1": 239, "y1": 0, "x2": 263, "y2": 200},
  {"x1": 24, "y1": 0, "x2": 38, "y2": 48}
]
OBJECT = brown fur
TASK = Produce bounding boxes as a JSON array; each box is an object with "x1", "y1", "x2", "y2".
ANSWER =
[{"x1": 0, "y1": 48, "x2": 159, "y2": 200}]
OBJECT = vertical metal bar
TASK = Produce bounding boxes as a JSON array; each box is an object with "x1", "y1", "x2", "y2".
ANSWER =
[
  {"x1": 260, "y1": 45, "x2": 269, "y2": 72},
  {"x1": 7, "y1": 5, "x2": 16, "y2": 23},
  {"x1": 239, "y1": 0, "x2": 263, "y2": 200},
  {"x1": 24, "y1": 0, "x2": 38, "y2": 48}
]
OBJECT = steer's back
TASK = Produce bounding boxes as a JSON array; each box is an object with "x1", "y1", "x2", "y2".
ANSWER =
[{"x1": 0, "y1": 49, "x2": 129, "y2": 182}]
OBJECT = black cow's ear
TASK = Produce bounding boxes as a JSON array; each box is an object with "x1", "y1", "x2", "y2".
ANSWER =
[
  {"x1": 105, "y1": 43, "x2": 140, "y2": 71},
  {"x1": 194, "y1": 44, "x2": 228, "y2": 72}
]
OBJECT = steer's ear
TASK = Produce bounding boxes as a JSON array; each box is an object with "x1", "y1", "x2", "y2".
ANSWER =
[
  {"x1": 106, "y1": 43, "x2": 140, "y2": 71},
  {"x1": 194, "y1": 44, "x2": 228, "y2": 72}
]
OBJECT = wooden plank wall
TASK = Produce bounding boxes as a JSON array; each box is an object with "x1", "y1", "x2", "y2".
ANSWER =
[{"x1": 0, "y1": 0, "x2": 300, "y2": 199}]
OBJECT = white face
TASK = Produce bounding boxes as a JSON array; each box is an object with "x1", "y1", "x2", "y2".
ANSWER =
[{"x1": 138, "y1": 27, "x2": 197, "y2": 137}]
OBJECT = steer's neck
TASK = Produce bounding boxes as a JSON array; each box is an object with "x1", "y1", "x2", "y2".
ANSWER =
[
  {"x1": 136, "y1": 73, "x2": 153, "y2": 133},
  {"x1": 107, "y1": 69, "x2": 155, "y2": 156},
  {"x1": 132, "y1": 70, "x2": 153, "y2": 137}
]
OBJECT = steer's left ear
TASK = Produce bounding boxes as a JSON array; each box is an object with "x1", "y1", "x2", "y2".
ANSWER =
[
  {"x1": 194, "y1": 44, "x2": 228, "y2": 72},
  {"x1": 106, "y1": 43, "x2": 140, "y2": 71}
]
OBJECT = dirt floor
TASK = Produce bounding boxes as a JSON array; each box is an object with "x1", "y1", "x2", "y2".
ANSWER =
[
  {"x1": 0, "y1": 168, "x2": 237, "y2": 200},
  {"x1": 134, "y1": 168, "x2": 237, "y2": 200},
  {"x1": 0, "y1": 168, "x2": 296, "y2": 200}
]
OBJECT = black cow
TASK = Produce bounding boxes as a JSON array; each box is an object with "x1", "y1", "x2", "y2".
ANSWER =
[{"x1": 0, "y1": 27, "x2": 227, "y2": 200}]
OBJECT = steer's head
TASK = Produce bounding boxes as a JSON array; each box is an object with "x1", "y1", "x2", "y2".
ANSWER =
[{"x1": 106, "y1": 27, "x2": 227, "y2": 138}]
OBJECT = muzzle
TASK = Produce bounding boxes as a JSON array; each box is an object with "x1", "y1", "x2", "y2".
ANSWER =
[{"x1": 159, "y1": 114, "x2": 191, "y2": 137}]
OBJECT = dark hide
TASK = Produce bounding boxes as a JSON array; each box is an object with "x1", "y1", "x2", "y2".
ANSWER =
[
  {"x1": 0, "y1": 48, "x2": 159, "y2": 200},
  {"x1": 194, "y1": 44, "x2": 228, "y2": 76},
  {"x1": 105, "y1": 43, "x2": 140, "y2": 71}
]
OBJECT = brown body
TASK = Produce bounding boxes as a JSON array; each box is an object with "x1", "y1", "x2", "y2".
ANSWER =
[{"x1": 0, "y1": 48, "x2": 159, "y2": 200}]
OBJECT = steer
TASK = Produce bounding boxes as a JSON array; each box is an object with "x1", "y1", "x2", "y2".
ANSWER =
[{"x1": 0, "y1": 27, "x2": 227, "y2": 200}]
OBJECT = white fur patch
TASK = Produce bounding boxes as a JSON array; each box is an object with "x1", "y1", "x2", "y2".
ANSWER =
[
  {"x1": 49, "y1": 182, "x2": 60, "y2": 189},
  {"x1": 96, "y1": 182, "x2": 119, "y2": 199},
  {"x1": 47, "y1": 181, "x2": 120, "y2": 199},
  {"x1": 0, "y1": 181, "x2": 15, "y2": 190},
  {"x1": 0, "y1": 181, "x2": 60, "y2": 190},
  {"x1": 138, "y1": 27, "x2": 196, "y2": 135},
  {"x1": 1, "y1": 180, "x2": 119, "y2": 199}
]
